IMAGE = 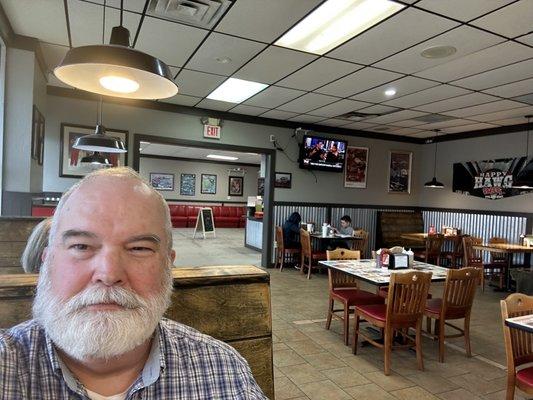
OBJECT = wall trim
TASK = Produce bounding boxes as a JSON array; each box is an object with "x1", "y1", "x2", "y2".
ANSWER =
[{"x1": 140, "y1": 153, "x2": 260, "y2": 167}]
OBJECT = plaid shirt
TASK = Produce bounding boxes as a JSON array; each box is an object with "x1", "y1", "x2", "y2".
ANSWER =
[{"x1": 0, "y1": 318, "x2": 267, "y2": 399}]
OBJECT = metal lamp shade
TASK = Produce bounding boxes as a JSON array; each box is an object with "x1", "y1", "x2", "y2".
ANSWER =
[
  {"x1": 73, "y1": 124, "x2": 126, "y2": 153},
  {"x1": 512, "y1": 160, "x2": 533, "y2": 189},
  {"x1": 424, "y1": 177, "x2": 444, "y2": 188},
  {"x1": 54, "y1": 45, "x2": 178, "y2": 100}
]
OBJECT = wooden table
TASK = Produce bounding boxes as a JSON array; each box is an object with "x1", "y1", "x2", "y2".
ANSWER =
[
  {"x1": 505, "y1": 314, "x2": 533, "y2": 334},
  {"x1": 400, "y1": 232, "x2": 459, "y2": 243},
  {"x1": 310, "y1": 232, "x2": 364, "y2": 251},
  {"x1": 318, "y1": 259, "x2": 448, "y2": 287}
]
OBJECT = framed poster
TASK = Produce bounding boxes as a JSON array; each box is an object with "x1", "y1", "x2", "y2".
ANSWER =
[
  {"x1": 344, "y1": 146, "x2": 368, "y2": 188},
  {"x1": 149, "y1": 173, "x2": 174, "y2": 191},
  {"x1": 32, "y1": 105, "x2": 45, "y2": 166},
  {"x1": 180, "y1": 174, "x2": 196, "y2": 196},
  {"x1": 201, "y1": 174, "x2": 217, "y2": 194},
  {"x1": 388, "y1": 151, "x2": 412, "y2": 194},
  {"x1": 228, "y1": 176, "x2": 243, "y2": 196},
  {"x1": 59, "y1": 123, "x2": 128, "y2": 178},
  {"x1": 274, "y1": 172, "x2": 292, "y2": 188},
  {"x1": 257, "y1": 177, "x2": 265, "y2": 196}
]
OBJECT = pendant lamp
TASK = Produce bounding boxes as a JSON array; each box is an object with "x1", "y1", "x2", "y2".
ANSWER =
[
  {"x1": 512, "y1": 115, "x2": 533, "y2": 189},
  {"x1": 54, "y1": 0, "x2": 178, "y2": 100},
  {"x1": 424, "y1": 129, "x2": 444, "y2": 188}
]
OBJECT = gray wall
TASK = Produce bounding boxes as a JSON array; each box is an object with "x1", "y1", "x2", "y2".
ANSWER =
[{"x1": 139, "y1": 157, "x2": 259, "y2": 202}]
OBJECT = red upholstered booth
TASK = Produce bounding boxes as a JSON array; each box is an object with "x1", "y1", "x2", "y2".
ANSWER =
[
  {"x1": 167, "y1": 204, "x2": 246, "y2": 228},
  {"x1": 168, "y1": 205, "x2": 188, "y2": 228}
]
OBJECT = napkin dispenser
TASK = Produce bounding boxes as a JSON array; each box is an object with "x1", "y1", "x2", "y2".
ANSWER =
[{"x1": 388, "y1": 253, "x2": 409, "y2": 270}]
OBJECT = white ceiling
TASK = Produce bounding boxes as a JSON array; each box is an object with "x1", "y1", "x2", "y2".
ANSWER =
[{"x1": 2, "y1": 0, "x2": 533, "y2": 139}]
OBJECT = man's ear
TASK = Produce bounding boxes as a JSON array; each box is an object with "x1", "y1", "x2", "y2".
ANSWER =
[{"x1": 169, "y1": 249, "x2": 176, "y2": 265}]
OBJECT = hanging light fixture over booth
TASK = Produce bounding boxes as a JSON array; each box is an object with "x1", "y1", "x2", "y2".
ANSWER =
[
  {"x1": 424, "y1": 129, "x2": 444, "y2": 189},
  {"x1": 512, "y1": 115, "x2": 533, "y2": 189},
  {"x1": 54, "y1": 1, "x2": 178, "y2": 100}
]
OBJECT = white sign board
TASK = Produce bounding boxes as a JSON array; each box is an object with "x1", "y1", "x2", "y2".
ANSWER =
[{"x1": 203, "y1": 125, "x2": 221, "y2": 139}]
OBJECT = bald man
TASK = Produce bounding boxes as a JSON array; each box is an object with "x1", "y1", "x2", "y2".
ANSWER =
[{"x1": 0, "y1": 167, "x2": 266, "y2": 399}]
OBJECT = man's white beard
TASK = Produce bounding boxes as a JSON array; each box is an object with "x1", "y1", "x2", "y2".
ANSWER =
[{"x1": 32, "y1": 260, "x2": 173, "y2": 361}]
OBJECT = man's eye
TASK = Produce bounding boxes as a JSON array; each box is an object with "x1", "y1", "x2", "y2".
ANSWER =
[
  {"x1": 130, "y1": 246, "x2": 155, "y2": 253},
  {"x1": 70, "y1": 244, "x2": 89, "y2": 251}
]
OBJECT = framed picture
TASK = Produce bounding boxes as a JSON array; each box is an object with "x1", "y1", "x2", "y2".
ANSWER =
[
  {"x1": 32, "y1": 105, "x2": 45, "y2": 166},
  {"x1": 201, "y1": 174, "x2": 217, "y2": 194},
  {"x1": 344, "y1": 146, "x2": 368, "y2": 188},
  {"x1": 388, "y1": 150, "x2": 412, "y2": 194},
  {"x1": 149, "y1": 173, "x2": 174, "y2": 191},
  {"x1": 180, "y1": 174, "x2": 196, "y2": 196},
  {"x1": 228, "y1": 176, "x2": 244, "y2": 196},
  {"x1": 274, "y1": 172, "x2": 292, "y2": 189},
  {"x1": 257, "y1": 177, "x2": 265, "y2": 196},
  {"x1": 59, "y1": 123, "x2": 128, "y2": 178}
]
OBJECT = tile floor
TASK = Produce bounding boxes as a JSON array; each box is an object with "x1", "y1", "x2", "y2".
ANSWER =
[{"x1": 171, "y1": 228, "x2": 530, "y2": 400}]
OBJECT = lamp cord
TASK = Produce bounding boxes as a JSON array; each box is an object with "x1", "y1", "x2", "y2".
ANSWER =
[
  {"x1": 120, "y1": 0, "x2": 124, "y2": 26},
  {"x1": 102, "y1": 0, "x2": 106, "y2": 44},
  {"x1": 526, "y1": 116, "x2": 531, "y2": 158},
  {"x1": 433, "y1": 130, "x2": 438, "y2": 176}
]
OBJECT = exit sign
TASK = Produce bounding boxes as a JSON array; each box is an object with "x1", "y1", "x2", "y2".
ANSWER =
[{"x1": 203, "y1": 125, "x2": 221, "y2": 139}]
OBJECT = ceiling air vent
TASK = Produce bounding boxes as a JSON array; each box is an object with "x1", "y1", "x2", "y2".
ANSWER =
[
  {"x1": 148, "y1": 0, "x2": 232, "y2": 29},
  {"x1": 412, "y1": 114, "x2": 457, "y2": 123},
  {"x1": 337, "y1": 108, "x2": 400, "y2": 121}
]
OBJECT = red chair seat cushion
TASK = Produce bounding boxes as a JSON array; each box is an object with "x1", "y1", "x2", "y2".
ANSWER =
[
  {"x1": 425, "y1": 298, "x2": 442, "y2": 314},
  {"x1": 332, "y1": 289, "x2": 384, "y2": 307},
  {"x1": 517, "y1": 367, "x2": 533, "y2": 388},
  {"x1": 355, "y1": 303, "x2": 387, "y2": 322}
]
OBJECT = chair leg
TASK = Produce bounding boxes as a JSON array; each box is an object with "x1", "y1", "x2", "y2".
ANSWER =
[
  {"x1": 280, "y1": 250, "x2": 285, "y2": 272},
  {"x1": 426, "y1": 316, "x2": 432, "y2": 335},
  {"x1": 506, "y1": 374, "x2": 516, "y2": 400},
  {"x1": 300, "y1": 254, "x2": 305, "y2": 275},
  {"x1": 464, "y1": 315, "x2": 472, "y2": 358},
  {"x1": 384, "y1": 327, "x2": 392, "y2": 375},
  {"x1": 343, "y1": 303, "x2": 350, "y2": 346},
  {"x1": 307, "y1": 260, "x2": 312, "y2": 279},
  {"x1": 438, "y1": 318, "x2": 445, "y2": 363},
  {"x1": 352, "y1": 314, "x2": 360, "y2": 355},
  {"x1": 416, "y1": 320, "x2": 424, "y2": 371},
  {"x1": 325, "y1": 298, "x2": 334, "y2": 330},
  {"x1": 481, "y1": 269, "x2": 485, "y2": 292}
]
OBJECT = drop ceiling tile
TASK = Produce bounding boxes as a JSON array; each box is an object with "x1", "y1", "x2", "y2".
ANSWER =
[
  {"x1": 161, "y1": 94, "x2": 201, "y2": 106},
  {"x1": 392, "y1": 119, "x2": 429, "y2": 127},
  {"x1": 244, "y1": 86, "x2": 305, "y2": 108},
  {"x1": 492, "y1": 117, "x2": 531, "y2": 125},
  {"x1": 415, "y1": 118, "x2": 473, "y2": 130},
  {"x1": 186, "y1": 33, "x2": 266, "y2": 75},
  {"x1": 233, "y1": 46, "x2": 317, "y2": 84},
  {"x1": 175, "y1": 69, "x2": 227, "y2": 97},
  {"x1": 195, "y1": 98, "x2": 235, "y2": 111},
  {"x1": 277, "y1": 58, "x2": 363, "y2": 91},
  {"x1": 343, "y1": 121, "x2": 380, "y2": 130},
  {"x1": 307, "y1": 99, "x2": 371, "y2": 118},
  {"x1": 415, "y1": 41, "x2": 533, "y2": 82},
  {"x1": 350, "y1": 76, "x2": 439, "y2": 104},
  {"x1": 415, "y1": 93, "x2": 498, "y2": 113},
  {"x1": 366, "y1": 125, "x2": 397, "y2": 134},
  {"x1": 68, "y1": 1, "x2": 141, "y2": 47},
  {"x1": 316, "y1": 67, "x2": 403, "y2": 97},
  {"x1": 484, "y1": 78, "x2": 533, "y2": 98},
  {"x1": 260, "y1": 109, "x2": 299, "y2": 120},
  {"x1": 2, "y1": 0, "x2": 69, "y2": 45},
  {"x1": 328, "y1": 8, "x2": 458, "y2": 65},
  {"x1": 452, "y1": 58, "x2": 533, "y2": 90},
  {"x1": 278, "y1": 93, "x2": 339, "y2": 113},
  {"x1": 40, "y1": 43, "x2": 69, "y2": 72},
  {"x1": 471, "y1": 1, "x2": 533, "y2": 38},
  {"x1": 319, "y1": 119, "x2": 353, "y2": 127},
  {"x1": 375, "y1": 25, "x2": 504, "y2": 74},
  {"x1": 90, "y1": 0, "x2": 147, "y2": 12},
  {"x1": 416, "y1": 0, "x2": 515, "y2": 22},
  {"x1": 513, "y1": 93, "x2": 533, "y2": 105},
  {"x1": 383, "y1": 85, "x2": 470, "y2": 108},
  {"x1": 442, "y1": 100, "x2": 527, "y2": 118},
  {"x1": 410, "y1": 131, "x2": 435, "y2": 138},
  {"x1": 467, "y1": 105, "x2": 533, "y2": 122},
  {"x1": 358, "y1": 104, "x2": 400, "y2": 115},
  {"x1": 215, "y1": 0, "x2": 323, "y2": 43},
  {"x1": 365, "y1": 110, "x2": 429, "y2": 124},
  {"x1": 443, "y1": 122, "x2": 500, "y2": 133},
  {"x1": 287, "y1": 115, "x2": 324, "y2": 124},
  {"x1": 388, "y1": 127, "x2": 425, "y2": 136},
  {"x1": 230, "y1": 104, "x2": 270, "y2": 116},
  {"x1": 517, "y1": 33, "x2": 533, "y2": 46},
  {"x1": 135, "y1": 17, "x2": 208, "y2": 67}
]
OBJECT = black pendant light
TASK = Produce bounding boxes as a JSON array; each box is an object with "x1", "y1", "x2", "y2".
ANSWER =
[
  {"x1": 512, "y1": 115, "x2": 533, "y2": 189},
  {"x1": 80, "y1": 152, "x2": 111, "y2": 165},
  {"x1": 424, "y1": 129, "x2": 444, "y2": 188},
  {"x1": 54, "y1": 0, "x2": 178, "y2": 100}
]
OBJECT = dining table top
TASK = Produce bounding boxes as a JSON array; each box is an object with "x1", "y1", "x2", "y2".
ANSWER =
[
  {"x1": 318, "y1": 259, "x2": 448, "y2": 287},
  {"x1": 309, "y1": 232, "x2": 362, "y2": 240},
  {"x1": 472, "y1": 243, "x2": 533, "y2": 254},
  {"x1": 505, "y1": 314, "x2": 533, "y2": 334},
  {"x1": 400, "y1": 232, "x2": 459, "y2": 242}
]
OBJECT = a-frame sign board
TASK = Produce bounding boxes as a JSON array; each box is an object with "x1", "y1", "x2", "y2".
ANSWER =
[{"x1": 193, "y1": 207, "x2": 216, "y2": 239}]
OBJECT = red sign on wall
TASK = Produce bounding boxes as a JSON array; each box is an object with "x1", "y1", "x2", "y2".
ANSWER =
[{"x1": 203, "y1": 125, "x2": 221, "y2": 139}]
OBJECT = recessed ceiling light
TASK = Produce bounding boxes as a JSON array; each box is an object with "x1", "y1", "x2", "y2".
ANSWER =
[
  {"x1": 384, "y1": 88, "x2": 396, "y2": 96},
  {"x1": 275, "y1": 0, "x2": 404, "y2": 55},
  {"x1": 215, "y1": 56, "x2": 232, "y2": 64},
  {"x1": 420, "y1": 45, "x2": 457, "y2": 59},
  {"x1": 206, "y1": 154, "x2": 239, "y2": 161},
  {"x1": 207, "y1": 78, "x2": 268, "y2": 103}
]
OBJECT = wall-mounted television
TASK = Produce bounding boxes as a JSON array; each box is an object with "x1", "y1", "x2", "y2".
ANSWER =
[{"x1": 299, "y1": 135, "x2": 347, "y2": 172}]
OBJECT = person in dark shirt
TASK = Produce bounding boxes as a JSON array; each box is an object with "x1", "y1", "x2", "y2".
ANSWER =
[
  {"x1": 325, "y1": 144, "x2": 340, "y2": 164},
  {"x1": 282, "y1": 212, "x2": 301, "y2": 249},
  {"x1": 308, "y1": 142, "x2": 326, "y2": 162}
]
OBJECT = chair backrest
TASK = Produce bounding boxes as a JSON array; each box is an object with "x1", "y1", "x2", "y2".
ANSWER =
[
  {"x1": 426, "y1": 234, "x2": 444, "y2": 256},
  {"x1": 352, "y1": 230, "x2": 369, "y2": 255},
  {"x1": 326, "y1": 249, "x2": 360, "y2": 261},
  {"x1": 326, "y1": 249, "x2": 360, "y2": 290},
  {"x1": 300, "y1": 229, "x2": 311, "y2": 257},
  {"x1": 386, "y1": 271, "x2": 432, "y2": 325},
  {"x1": 451, "y1": 234, "x2": 465, "y2": 255},
  {"x1": 441, "y1": 267, "x2": 479, "y2": 319},
  {"x1": 275, "y1": 226, "x2": 284, "y2": 251},
  {"x1": 489, "y1": 237, "x2": 507, "y2": 263},
  {"x1": 500, "y1": 293, "x2": 533, "y2": 370},
  {"x1": 463, "y1": 236, "x2": 483, "y2": 267}
]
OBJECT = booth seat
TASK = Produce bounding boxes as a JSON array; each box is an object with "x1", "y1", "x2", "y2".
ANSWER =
[
  {"x1": 168, "y1": 204, "x2": 245, "y2": 228},
  {"x1": 168, "y1": 205, "x2": 188, "y2": 228}
]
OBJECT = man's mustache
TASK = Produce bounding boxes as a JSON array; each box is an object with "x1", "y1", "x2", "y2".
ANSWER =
[{"x1": 63, "y1": 286, "x2": 145, "y2": 313}]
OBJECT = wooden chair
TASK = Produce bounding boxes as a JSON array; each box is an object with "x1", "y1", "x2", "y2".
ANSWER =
[
  {"x1": 500, "y1": 293, "x2": 533, "y2": 400},
  {"x1": 300, "y1": 229, "x2": 326, "y2": 279},
  {"x1": 274, "y1": 226, "x2": 300, "y2": 272},
  {"x1": 424, "y1": 267, "x2": 480, "y2": 362},
  {"x1": 414, "y1": 234, "x2": 444, "y2": 265},
  {"x1": 353, "y1": 271, "x2": 432, "y2": 375},
  {"x1": 463, "y1": 236, "x2": 505, "y2": 292},
  {"x1": 352, "y1": 229, "x2": 369, "y2": 257},
  {"x1": 442, "y1": 234, "x2": 465, "y2": 268},
  {"x1": 325, "y1": 249, "x2": 384, "y2": 345},
  {"x1": 486, "y1": 237, "x2": 508, "y2": 289}
]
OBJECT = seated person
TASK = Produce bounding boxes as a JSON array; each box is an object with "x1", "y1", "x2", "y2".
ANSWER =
[
  {"x1": 282, "y1": 212, "x2": 301, "y2": 249},
  {"x1": 0, "y1": 167, "x2": 266, "y2": 399},
  {"x1": 325, "y1": 144, "x2": 340, "y2": 164},
  {"x1": 307, "y1": 141, "x2": 326, "y2": 162},
  {"x1": 330, "y1": 215, "x2": 354, "y2": 249}
]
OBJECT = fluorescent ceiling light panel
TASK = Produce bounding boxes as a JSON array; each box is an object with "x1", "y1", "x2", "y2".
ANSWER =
[
  {"x1": 275, "y1": 0, "x2": 405, "y2": 55},
  {"x1": 206, "y1": 154, "x2": 239, "y2": 161},
  {"x1": 207, "y1": 78, "x2": 268, "y2": 103}
]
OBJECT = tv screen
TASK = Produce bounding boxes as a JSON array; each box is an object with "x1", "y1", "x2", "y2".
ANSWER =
[{"x1": 300, "y1": 135, "x2": 347, "y2": 172}]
